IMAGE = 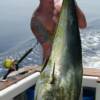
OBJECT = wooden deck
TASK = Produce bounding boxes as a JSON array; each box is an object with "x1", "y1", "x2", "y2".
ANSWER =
[
  {"x1": 83, "y1": 68, "x2": 100, "y2": 77},
  {"x1": 0, "y1": 66, "x2": 100, "y2": 91},
  {"x1": 83, "y1": 68, "x2": 100, "y2": 83},
  {"x1": 0, "y1": 66, "x2": 41, "y2": 91}
]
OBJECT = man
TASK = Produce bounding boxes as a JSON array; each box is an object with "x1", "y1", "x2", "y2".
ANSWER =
[{"x1": 31, "y1": 0, "x2": 87, "y2": 61}]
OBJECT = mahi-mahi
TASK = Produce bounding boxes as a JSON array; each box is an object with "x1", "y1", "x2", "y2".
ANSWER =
[{"x1": 35, "y1": 0, "x2": 83, "y2": 99}]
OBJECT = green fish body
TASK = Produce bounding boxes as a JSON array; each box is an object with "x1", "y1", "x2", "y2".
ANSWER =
[{"x1": 35, "y1": 0, "x2": 83, "y2": 100}]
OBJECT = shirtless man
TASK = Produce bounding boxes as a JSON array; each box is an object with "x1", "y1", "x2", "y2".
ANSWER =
[{"x1": 31, "y1": 0, "x2": 87, "y2": 61}]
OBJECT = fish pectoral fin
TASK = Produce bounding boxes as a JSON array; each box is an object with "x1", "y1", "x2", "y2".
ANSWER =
[
  {"x1": 40, "y1": 57, "x2": 49, "y2": 73},
  {"x1": 49, "y1": 62, "x2": 56, "y2": 84}
]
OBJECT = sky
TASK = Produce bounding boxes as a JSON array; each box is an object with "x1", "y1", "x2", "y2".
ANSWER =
[
  {"x1": 77, "y1": 0, "x2": 100, "y2": 23},
  {"x1": 0, "y1": 0, "x2": 39, "y2": 52},
  {"x1": 0, "y1": 0, "x2": 100, "y2": 53}
]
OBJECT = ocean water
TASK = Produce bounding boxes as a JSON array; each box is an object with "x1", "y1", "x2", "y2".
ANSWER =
[
  {"x1": 0, "y1": 0, "x2": 39, "y2": 53},
  {"x1": 77, "y1": 0, "x2": 100, "y2": 68},
  {"x1": 0, "y1": 0, "x2": 42, "y2": 78},
  {"x1": 0, "y1": 38, "x2": 43, "y2": 77},
  {"x1": 0, "y1": 0, "x2": 100, "y2": 78}
]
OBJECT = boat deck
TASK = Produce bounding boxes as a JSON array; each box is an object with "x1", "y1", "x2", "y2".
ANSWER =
[
  {"x1": 83, "y1": 68, "x2": 100, "y2": 83},
  {"x1": 0, "y1": 66, "x2": 100, "y2": 91},
  {"x1": 0, "y1": 66, "x2": 41, "y2": 91}
]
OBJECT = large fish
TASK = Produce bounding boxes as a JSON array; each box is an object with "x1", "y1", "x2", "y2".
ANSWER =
[{"x1": 35, "y1": 0, "x2": 83, "y2": 99}]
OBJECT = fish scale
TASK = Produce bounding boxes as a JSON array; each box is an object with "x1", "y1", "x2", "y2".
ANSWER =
[{"x1": 35, "y1": 0, "x2": 83, "y2": 100}]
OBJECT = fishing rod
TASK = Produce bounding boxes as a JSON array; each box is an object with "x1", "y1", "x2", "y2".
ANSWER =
[{"x1": 3, "y1": 41, "x2": 39, "y2": 80}]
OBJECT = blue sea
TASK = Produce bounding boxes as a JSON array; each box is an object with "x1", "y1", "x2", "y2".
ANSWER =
[
  {"x1": 0, "y1": 0, "x2": 100, "y2": 78},
  {"x1": 77, "y1": 0, "x2": 100, "y2": 68},
  {"x1": 0, "y1": 0, "x2": 43, "y2": 77}
]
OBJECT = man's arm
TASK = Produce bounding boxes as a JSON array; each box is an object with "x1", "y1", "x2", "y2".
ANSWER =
[{"x1": 76, "y1": 3, "x2": 87, "y2": 28}]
